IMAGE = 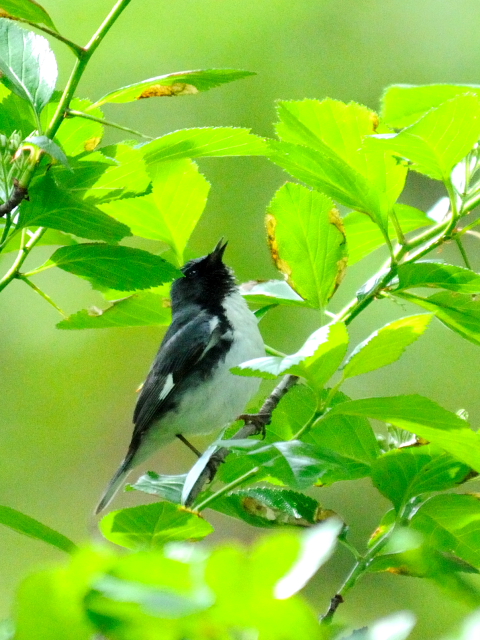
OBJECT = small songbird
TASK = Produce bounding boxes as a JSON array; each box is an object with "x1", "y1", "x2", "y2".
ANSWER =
[{"x1": 95, "y1": 241, "x2": 265, "y2": 513}]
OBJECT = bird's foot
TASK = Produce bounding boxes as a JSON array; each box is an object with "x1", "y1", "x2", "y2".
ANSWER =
[{"x1": 237, "y1": 412, "x2": 270, "y2": 438}]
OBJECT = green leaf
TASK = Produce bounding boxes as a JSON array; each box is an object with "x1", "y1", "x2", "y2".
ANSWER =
[
  {"x1": 369, "y1": 94, "x2": 480, "y2": 181},
  {"x1": 54, "y1": 144, "x2": 150, "y2": 203},
  {"x1": 0, "y1": 0, "x2": 57, "y2": 30},
  {"x1": 344, "y1": 204, "x2": 433, "y2": 265},
  {"x1": 99, "y1": 502, "x2": 214, "y2": 550},
  {"x1": 329, "y1": 394, "x2": 480, "y2": 473},
  {"x1": 44, "y1": 244, "x2": 180, "y2": 291},
  {"x1": 210, "y1": 487, "x2": 333, "y2": 528},
  {"x1": 141, "y1": 127, "x2": 267, "y2": 165},
  {"x1": 264, "y1": 384, "x2": 317, "y2": 444},
  {"x1": 395, "y1": 262, "x2": 480, "y2": 294},
  {"x1": 128, "y1": 472, "x2": 187, "y2": 503},
  {"x1": 240, "y1": 280, "x2": 307, "y2": 307},
  {"x1": 56, "y1": 291, "x2": 171, "y2": 330},
  {"x1": 41, "y1": 96, "x2": 104, "y2": 156},
  {"x1": 25, "y1": 135, "x2": 69, "y2": 167},
  {"x1": 343, "y1": 314, "x2": 432, "y2": 379},
  {"x1": 371, "y1": 445, "x2": 472, "y2": 511},
  {"x1": 0, "y1": 505, "x2": 76, "y2": 553},
  {"x1": 411, "y1": 494, "x2": 480, "y2": 568},
  {"x1": 266, "y1": 183, "x2": 347, "y2": 308},
  {"x1": 381, "y1": 83, "x2": 480, "y2": 128},
  {"x1": 17, "y1": 174, "x2": 131, "y2": 242},
  {"x1": 0, "y1": 87, "x2": 36, "y2": 136},
  {"x1": 394, "y1": 290, "x2": 480, "y2": 347},
  {"x1": 90, "y1": 69, "x2": 255, "y2": 107},
  {"x1": 232, "y1": 322, "x2": 347, "y2": 383},
  {"x1": 99, "y1": 159, "x2": 210, "y2": 262},
  {"x1": 0, "y1": 18, "x2": 57, "y2": 116}
]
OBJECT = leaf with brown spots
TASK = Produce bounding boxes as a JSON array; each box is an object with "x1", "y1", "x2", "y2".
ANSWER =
[
  {"x1": 89, "y1": 69, "x2": 255, "y2": 108},
  {"x1": 266, "y1": 182, "x2": 347, "y2": 309}
]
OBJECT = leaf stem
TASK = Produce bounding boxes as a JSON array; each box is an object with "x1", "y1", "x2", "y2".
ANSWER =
[
  {"x1": 18, "y1": 275, "x2": 67, "y2": 317},
  {"x1": 454, "y1": 236, "x2": 472, "y2": 269},
  {"x1": 194, "y1": 467, "x2": 260, "y2": 511},
  {"x1": 66, "y1": 110, "x2": 153, "y2": 140},
  {"x1": 15, "y1": 20, "x2": 84, "y2": 57}
]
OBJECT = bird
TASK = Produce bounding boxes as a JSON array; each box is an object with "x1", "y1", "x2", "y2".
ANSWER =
[{"x1": 95, "y1": 240, "x2": 265, "y2": 513}]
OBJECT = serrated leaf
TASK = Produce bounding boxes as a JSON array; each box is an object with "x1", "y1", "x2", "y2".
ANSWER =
[
  {"x1": 128, "y1": 472, "x2": 187, "y2": 503},
  {"x1": 329, "y1": 394, "x2": 480, "y2": 473},
  {"x1": 369, "y1": 94, "x2": 480, "y2": 181},
  {"x1": 0, "y1": 0, "x2": 57, "y2": 30},
  {"x1": 344, "y1": 204, "x2": 433, "y2": 265},
  {"x1": 343, "y1": 314, "x2": 432, "y2": 379},
  {"x1": 141, "y1": 127, "x2": 267, "y2": 165},
  {"x1": 394, "y1": 290, "x2": 480, "y2": 347},
  {"x1": 44, "y1": 244, "x2": 180, "y2": 291},
  {"x1": 371, "y1": 445, "x2": 472, "y2": 511},
  {"x1": 0, "y1": 505, "x2": 76, "y2": 553},
  {"x1": 17, "y1": 174, "x2": 131, "y2": 242},
  {"x1": 210, "y1": 487, "x2": 331, "y2": 528},
  {"x1": 99, "y1": 159, "x2": 210, "y2": 262},
  {"x1": 0, "y1": 87, "x2": 36, "y2": 135},
  {"x1": 233, "y1": 322, "x2": 347, "y2": 384},
  {"x1": 56, "y1": 291, "x2": 171, "y2": 330},
  {"x1": 99, "y1": 502, "x2": 214, "y2": 550},
  {"x1": 90, "y1": 69, "x2": 255, "y2": 107},
  {"x1": 266, "y1": 183, "x2": 347, "y2": 308},
  {"x1": 410, "y1": 494, "x2": 480, "y2": 568},
  {"x1": 381, "y1": 83, "x2": 480, "y2": 128},
  {"x1": 395, "y1": 262, "x2": 480, "y2": 293},
  {"x1": 0, "y1": 18, "x2": 57, "y2": 115},
  {"x1": 240, "y1": 280, "x2": 307, "y2": 307}
]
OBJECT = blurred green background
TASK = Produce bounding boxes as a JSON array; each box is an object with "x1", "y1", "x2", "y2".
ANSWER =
[{"x1": 1, "y1": 0, "x2": 480, "y2": 636}]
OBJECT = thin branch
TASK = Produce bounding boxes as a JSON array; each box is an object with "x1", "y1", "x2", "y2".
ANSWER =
[
  {"x1": 184, "y1": 375, "x2": 299, "y2": 506},
  {"x1": 454, "y1": 236, "x2": 472, "y2": 269},
  {"x1": 14, "y1": 18, "x2": 84, "y2": 56},
  {"x1": 0, "y1": 180, "x2": 28, "y2": 217},
  {"x1": 18, "y1": 275, "x2": 67, "y2": 317}
]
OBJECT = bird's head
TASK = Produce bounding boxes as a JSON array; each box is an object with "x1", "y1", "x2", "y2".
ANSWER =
[{"x1": 171, "y1": 240, "x2": 236, "y2": 310}]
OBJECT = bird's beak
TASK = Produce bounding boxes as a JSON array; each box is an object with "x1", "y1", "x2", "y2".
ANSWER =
[{"x1": 210, "y1": 239, "x2": 228, "y2": 263}]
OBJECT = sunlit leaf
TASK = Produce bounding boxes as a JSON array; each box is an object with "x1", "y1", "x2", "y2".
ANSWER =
[
  {"x1": 240, "y1": 279, "x2": 307, "y2": 307},
  {"x1": 0, "y1": 0, "x2": 57, "y2": 30},
  {"x1": 394, "y1": 290, "x2": 480, "y2": 347},
  {"x1": 0, "y1": 505, "x2": 76, "y2": 553},
  {"x1": 371, "y1": 445, "x2": 472, "y2": 511},
  {"x1": 90, "y1": 69, "x2": 255, "y2": 106},
  {"x1": 395, "y1": 262, "x2": 480, "y2": 294},
  {"x1": 329, "y1": 394, "x2": 480, "y2": 473},
  {"x1": 25, "y1": 135, "x2": 68, "y2": 167},
  {"x1": 100, "y1": 502, "x2": 214, "y2": 549},
  {"x1": 266, "y1": 183, "x2": 347, "y2": 308},
  {"x1": 0, "y1": 18, "x2": 57, "y2": 115},
  {"x1": 343, "y1": 314, "x2": 432, "y2": 379},
  {"x1": 99, "y1": 159, "x2": 210, "y2": 262},
  {"x1": 17, "y1": 174, "x2": 131, "y2": 242},
  {"x1": 381, "y1": 83, "x2": 480, "y2": 128},
  {"x1": 128, "y1": 472, "x2": 187, "y2": 504},
  {"x1": 0, "y1": 87, "x2": 36, "y2": 136},
  {"x1": 44, "y1": 244, "x2": 180, "y2": 291},
  {"x1": 141, "y1": 127, "x2": 267, "y2": 165},
  {"x1": 370, "y1": 94, "x2": 480, "y2": 181},
  {"x1": 1, "y1": 227, "x2": 76, "y2": 253},
  {"x1": 57, "y1": 291, "x2": 171, "y2": 330}
]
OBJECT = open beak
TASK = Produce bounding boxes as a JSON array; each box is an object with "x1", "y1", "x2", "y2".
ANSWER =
[{"x1": 209, "y1": 239, "x2": 228, "y2": 263}]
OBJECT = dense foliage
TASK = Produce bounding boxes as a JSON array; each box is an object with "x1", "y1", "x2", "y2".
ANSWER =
[{"x1": 1, "y1": 1, "x2": 480, "y2": 639}]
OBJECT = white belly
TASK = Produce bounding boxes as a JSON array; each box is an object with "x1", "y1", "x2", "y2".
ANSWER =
[{"x1": 137, "y1": 292, "x2": 265, "y2": 461}]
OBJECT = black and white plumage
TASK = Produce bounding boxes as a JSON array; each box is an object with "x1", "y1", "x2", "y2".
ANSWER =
[{"x1": 95, "y1": 241, "x2": 265, "y2": 513}]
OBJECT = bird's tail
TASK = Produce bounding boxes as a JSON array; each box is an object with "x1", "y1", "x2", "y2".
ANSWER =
[{"x1": 95, "y1": 458, "x2": 132, "y2": 515}]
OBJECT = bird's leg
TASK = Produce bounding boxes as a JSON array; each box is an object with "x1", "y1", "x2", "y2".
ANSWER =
[
  {"x1": 176, "y1": 433, "x2": 203, "y2": 458},
  {"x1": 237, "y1": 412, "x2": 271, "y2": 438}
]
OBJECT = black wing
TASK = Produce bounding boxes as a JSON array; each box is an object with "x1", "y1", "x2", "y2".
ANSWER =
[{"x1": 131, "y1": 309, "x2": 222, "y2": 441}]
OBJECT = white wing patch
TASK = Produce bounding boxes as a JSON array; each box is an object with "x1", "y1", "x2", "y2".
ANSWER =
[{"x1": 159, "y1": 373, "x2": 175, "y2": 401}]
